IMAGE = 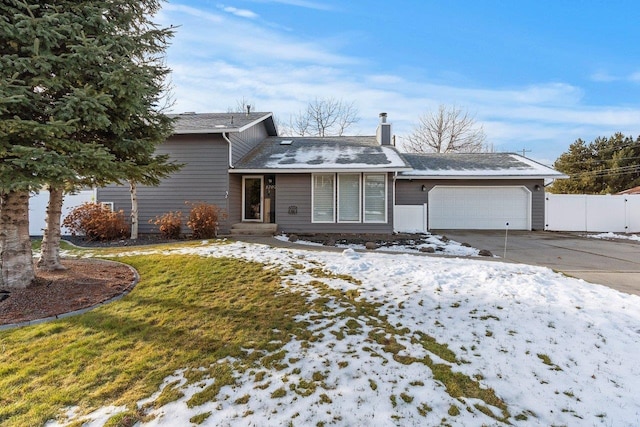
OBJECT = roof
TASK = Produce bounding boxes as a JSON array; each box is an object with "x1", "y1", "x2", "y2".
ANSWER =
[
  {"x1": 231, "y1": 136, "x2": 411, "y2": 173},
  {"x1": 168, "y1": 112, "x2": 277, "y2": 135},
  {"x1": 617, "y1": 185, "x2": 640, "y2": 195},
  {"x1": 398, "y1": 153, "x2": 568, "y2": 179}
]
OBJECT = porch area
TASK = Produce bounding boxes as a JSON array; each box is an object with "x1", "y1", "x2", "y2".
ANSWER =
[{"x1": 229, "y1": 222, "x2": 278, "y2": 236}]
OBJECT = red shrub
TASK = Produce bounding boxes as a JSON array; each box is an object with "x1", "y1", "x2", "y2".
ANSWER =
[
  {"x1": 150, "y1": 211, "x2": 183, "y2": 239},
  {"x1": 62, "y1": 202, "x2": 130, "y2": 241},
  {"x1": 186, "y1": 202, "x2": 226, "y2": 239}
]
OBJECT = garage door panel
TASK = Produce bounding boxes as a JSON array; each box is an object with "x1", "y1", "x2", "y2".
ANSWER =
[{"x1": 428, "y1": 186, "x2": 530, "y2": 230}]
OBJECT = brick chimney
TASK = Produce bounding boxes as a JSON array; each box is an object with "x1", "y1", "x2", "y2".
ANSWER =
[{"x1": 376, "y1": 112, "x2": 392, "y2": 145}]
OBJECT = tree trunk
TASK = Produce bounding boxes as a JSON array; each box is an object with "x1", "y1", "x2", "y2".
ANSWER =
[
  {"x1": 37, "y1": 186, "x2": 66, "y2": 271},
  {"x1": 130, "y1": 181, "x2": 138, "y2": 240},
  {"x1": 0, "y1": 190, "x2": 35, "y2": 289}
]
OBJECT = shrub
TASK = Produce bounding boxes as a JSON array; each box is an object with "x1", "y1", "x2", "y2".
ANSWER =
[
  {"x1": 186, "y1": 202, "x2": 226, "y2": 239},
  {"x1": 150, "y1": 211, "x2": 183, "y2": 239},
  {"x1": 62, "y1": 202, "x2": 130, "y2": 241}
]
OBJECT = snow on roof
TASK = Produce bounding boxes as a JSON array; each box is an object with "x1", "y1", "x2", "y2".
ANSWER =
[
  {"x1": 168, "y1": 112, "x2": 277, "y2": 135},
  {"x1": 399, "y1": 152, "x2": 567, "y2": 179},
  {"x1": 232, "y1": 136, "x2": 411, "y2": 172}
]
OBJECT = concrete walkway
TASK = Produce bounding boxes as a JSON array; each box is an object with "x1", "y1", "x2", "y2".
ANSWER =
[{"x1": 233, "y1": 232, "x2": 640, "y2": 297}]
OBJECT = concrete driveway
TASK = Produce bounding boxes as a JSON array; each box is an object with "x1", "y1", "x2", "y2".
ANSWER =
[{"x1": 435, "y1": 230, "x2": 640, "y2": 296}]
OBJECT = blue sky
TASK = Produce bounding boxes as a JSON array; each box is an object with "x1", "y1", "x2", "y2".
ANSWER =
[{"x1": 158, "y1": 0, "x2": 640, "y2": 165}]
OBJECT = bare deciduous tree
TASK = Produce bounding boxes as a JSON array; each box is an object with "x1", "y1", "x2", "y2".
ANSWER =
[
  {"x1": 227, "y1": 96, "x2": 255, "y2": 114},
  {"x1": 403, "y1": 105, "x2": 487, "y2": 153},
  {"x1": 283, "y1": 98, "x2": 360, "y2": 137}
]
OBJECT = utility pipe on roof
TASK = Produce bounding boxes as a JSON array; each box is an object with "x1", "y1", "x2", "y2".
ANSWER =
[{"x1": 223, "y1": 132, "x2": 234, "y2": 168}]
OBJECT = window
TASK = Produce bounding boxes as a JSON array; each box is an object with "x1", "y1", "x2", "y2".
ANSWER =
[
  {"x1": 312, "y1": 174, "x2": 335, "y2": 222},
  {"x1": 312, "y1": 173, "x2": 387, "y2": 223},
  {"x1": 364, "y1": 174, "x2": 387, "y2": 222},
  {"x1": 338, "y1": 174, "x2": 361, "y2": 222}
]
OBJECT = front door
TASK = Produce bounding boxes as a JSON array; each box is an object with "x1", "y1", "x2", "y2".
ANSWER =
[{"x1": 242, "y1": 176, "x2": 263, "y2": 222}]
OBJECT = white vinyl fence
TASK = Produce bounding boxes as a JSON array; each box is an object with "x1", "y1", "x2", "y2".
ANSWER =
[
  {"x1": 545, "y1": 193, "x2": 640, "y2": 233},
  {"x1": 394, "y1": 204, "x2": 427, "y2": 233},
  {"x1": 29, "y1": 189, "x2": 96, "y2": 236}
]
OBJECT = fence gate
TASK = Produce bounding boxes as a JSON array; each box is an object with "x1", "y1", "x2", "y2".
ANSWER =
[{"x1": 545, "y1": 193, "x2": 640, "y2": 233}]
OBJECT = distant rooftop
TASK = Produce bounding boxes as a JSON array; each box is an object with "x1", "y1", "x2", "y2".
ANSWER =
[
  {"x1": 618, "y1": 185, "x2": 640, "y2": 195},
  {"x1": 399, "y1": 153, "x2": 567, "y2": 179},
  {"x1": 232, "y1": 136, "x2": 411, "y2": 173},
  {"x1": 168, "y1": 112, "x2": 277, "y2": 135}
]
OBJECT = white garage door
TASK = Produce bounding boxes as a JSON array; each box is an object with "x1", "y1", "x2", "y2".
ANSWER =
[{"x1": 428, "y1": 186, "x2": 531, "y2": 230}]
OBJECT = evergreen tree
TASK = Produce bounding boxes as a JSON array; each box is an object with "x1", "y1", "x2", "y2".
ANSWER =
[
  {"x1": 548, "y1": 134, "x2": 640, "y2": 194},
  {"x1": 1, "y1": 1, "x2": 175, "y2": 285}
]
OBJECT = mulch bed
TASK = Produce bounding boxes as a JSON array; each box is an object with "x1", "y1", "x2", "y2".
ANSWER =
[{"x1": 0, "y1": 259, "x2": 137, "y2": 326}]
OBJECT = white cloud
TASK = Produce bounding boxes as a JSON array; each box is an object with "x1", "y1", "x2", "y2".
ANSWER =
[
  {"x1": 218, "y1": 4, "x2": 259, "y2": 19},
  {"x1": 590, "y1": 71, "x2": 618, "y2": 82},
  {"x1": 629, "y1": 71, "x2": 640, "y2": 82},
  {"x1": 247, "y1": 0, "x2": 335, "y2": 11},
  {"x1": 160, "y1": 3, "x2": 640, "y2": 163}
]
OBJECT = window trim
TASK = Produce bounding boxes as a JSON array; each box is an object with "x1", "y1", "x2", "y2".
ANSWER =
[
  {"x1": 242, "y1": 175, "x2": 263, "y2": 222},
  {"x1": 337, "y1": 173, "x2": 362, "y2": 223},
  {"x1": 311, "y1": 173, "x2": 336, "y2": 223},
  {"x1": 311, "y1": 172, "x2": 388, "y2": 224},
  {"x1": 363, "y1": 173, "x2": 388, "y2": 223}
]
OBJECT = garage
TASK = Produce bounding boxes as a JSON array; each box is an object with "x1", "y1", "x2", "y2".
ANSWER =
[{"x1": 428, "y1": 185, "x2": 531, "y2": 230}]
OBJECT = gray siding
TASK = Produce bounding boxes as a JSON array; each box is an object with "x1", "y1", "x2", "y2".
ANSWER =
[
  {"x1": 97, "y1": 134, "x2": 231, "y2": 234},
  {"x1": 395, "y1": 179, "x2": 546, "y2": 230},
  {"x1": 275, "y1": 173, "x2": 394, "y2": 234},
  {"x1": 228, "y1": 174, "x2": 242, "y2": 226},
  {"x1": 231, "y1": 123, "x2": 269, "y2": 164}
]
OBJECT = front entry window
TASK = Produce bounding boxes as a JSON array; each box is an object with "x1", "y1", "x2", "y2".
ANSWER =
[{"x1": 243, "y1": 176, "x2": 263, "y2": 221}]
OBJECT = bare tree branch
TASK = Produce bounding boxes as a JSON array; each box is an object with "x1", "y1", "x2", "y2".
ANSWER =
[
  {"x1": 288, "y1": 97, "x2": 360, "y2": 137},
  {"x1": 227, "y1": 97, "x2": 254, "y2": 113},
  {"x1": 403, "y1": 105, "x2": 487, "y2": 153}
]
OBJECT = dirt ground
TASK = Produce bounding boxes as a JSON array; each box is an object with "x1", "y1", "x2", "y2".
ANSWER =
[{"x1": 0, "y1": 259, "x2": 136, "y2": 325}]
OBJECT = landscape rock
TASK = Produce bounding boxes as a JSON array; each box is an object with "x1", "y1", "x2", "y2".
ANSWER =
[
  {"x1": 365, "y1": 241, "x2": 377, "y2": 250},
  {"x1": 478, "y1": 249, "x2": 493, "y2": 257},
  {"x1": 419, "y1": 246, "x2": 435, "y2": 253},
  {"x1": 288, "y1": 234, "x2": 298, "y2": 242}
]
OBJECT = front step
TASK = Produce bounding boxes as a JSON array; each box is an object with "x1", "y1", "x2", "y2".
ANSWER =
[{"x1": 230, "y1": 223, "x2": 278, "y2": 236}]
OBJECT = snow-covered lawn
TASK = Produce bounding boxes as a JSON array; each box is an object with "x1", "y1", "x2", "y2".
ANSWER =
[
  {"x1": 59, "y1": 241, "x2": 640, "y2": 426},
  {"x1": 587, "y1": 232, "x2": 640, "y2": 242}
]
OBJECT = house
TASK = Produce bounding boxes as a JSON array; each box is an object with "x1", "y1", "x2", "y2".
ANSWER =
[
  {"x1": 97, "y1": 111, "x2": 278, "y2": 235},
  {"x1": 97, "y1": 112, "x2": 565, "y2": 235},
  {"x1": 395, "y1": 153, "x2": 566, "y2": 231},
  {"x1": 618, "y1": 185, "x2": 640, "y2": 195}
]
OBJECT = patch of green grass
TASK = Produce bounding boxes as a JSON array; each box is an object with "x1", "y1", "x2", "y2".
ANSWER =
[
  {"x1": 151, "y1": 380, "x2": 184, "y2": 408},
  {"x1": 319, "y1": 393, "x2": 332, "y2": 404},
  {"x1": 271, "y1": 387, "x2": 286, "y2": 398},
  {"x1": 234, "y1": 394, "x2": 250, "y2": 404},
  {"x1": 537, "y1": 353, "x2": 563, "y2": 371},
  {"x1": 186, "y1": 363, "x2": 236, "y2": 408},
  {"x1": 306, "y1": 267, "x2": 362, "y2": 286},
  {"x1": 448, "y1": 404, "x2": 460, "y2": 416},
  {"x1": 103, "y1": 411, "x2": 140, "y2": 427},
  {"x1": 390, "y1": 394, "x2": 398, "y2": 408},
  {"x1": 0, "y1": 251, "x2": 310, "y2": 427},
  {"x1": 369, "y1": 379, "x2": 378, "y2": 391},
  {"x1": 417, "y1": 403, "x2": 432, "y2": 416},
  {"x1": 190, "y1": 412, "x2": 212, "y2": 425},
  {"x1": 400, "y1": 392, "x2": 413, "y2": 403}
]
